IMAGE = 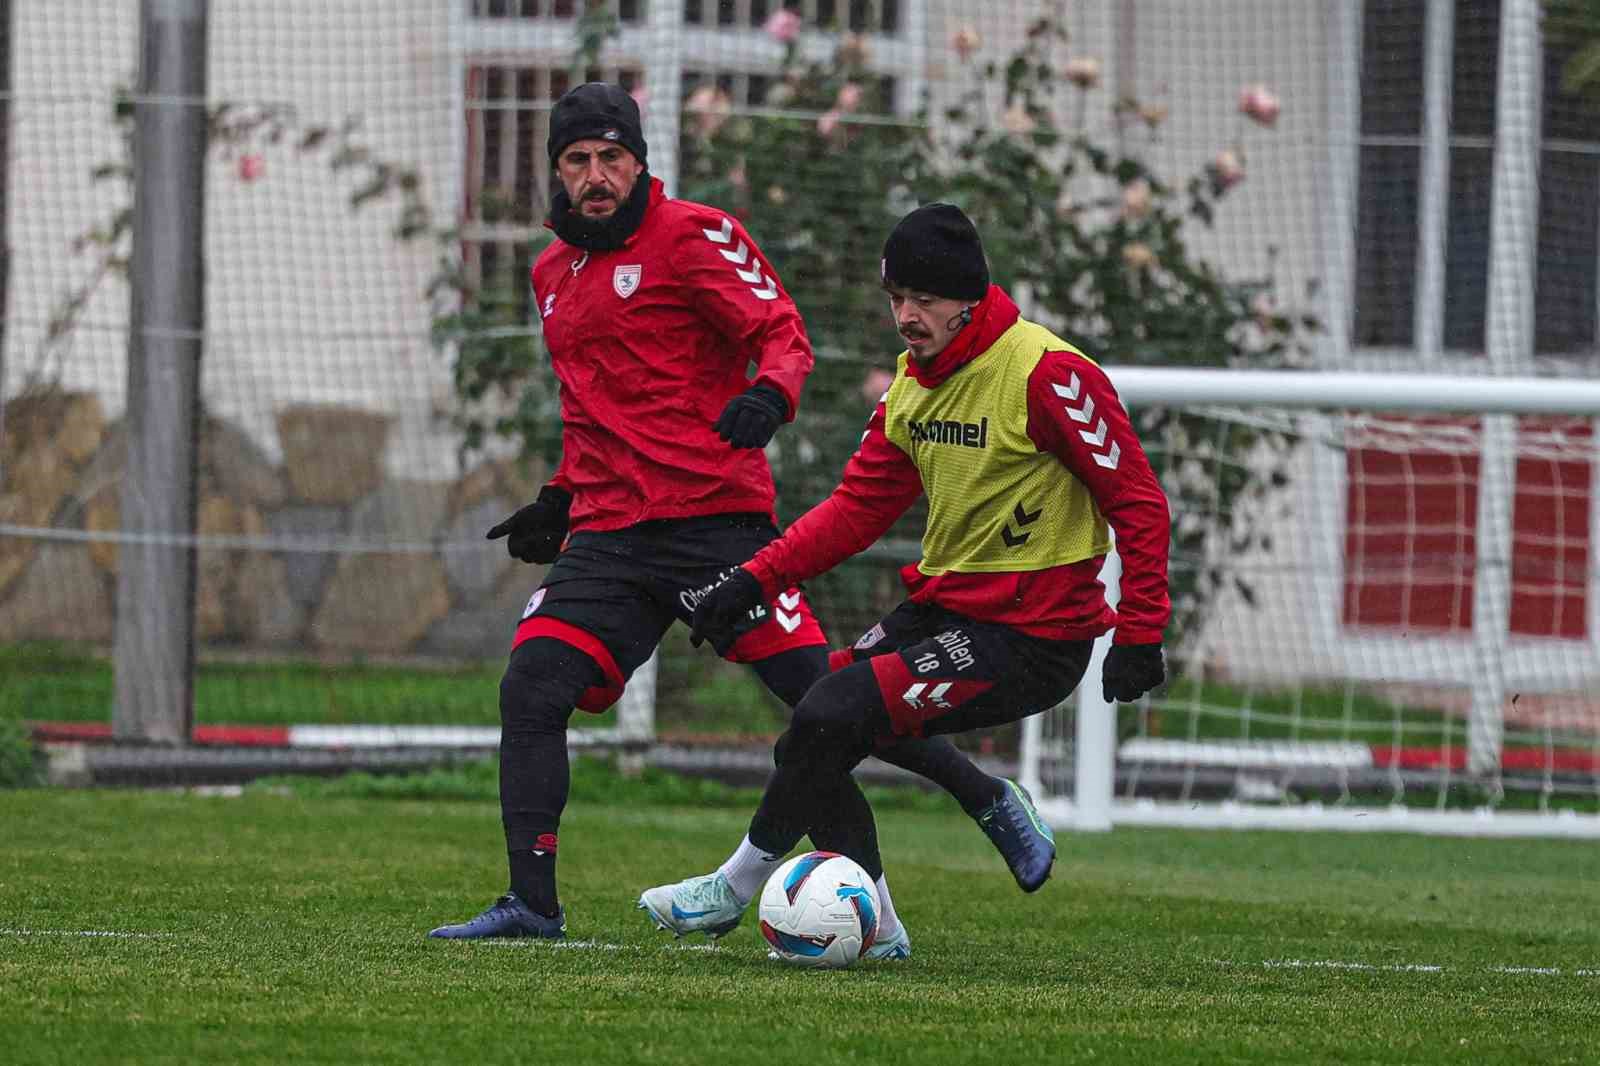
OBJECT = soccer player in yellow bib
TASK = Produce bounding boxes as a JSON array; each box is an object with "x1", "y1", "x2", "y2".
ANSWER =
[{"x1": 638, "y1": 203, "x2": 1171, "y2": 957}]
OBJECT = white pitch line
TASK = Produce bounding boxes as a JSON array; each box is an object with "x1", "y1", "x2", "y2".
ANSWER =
[
  {"x1": 1219, "y1": 958, "x2": 1598, "y2": 977},
  {"x1": 1, "y1": 928, "x2": 174, "y2": 940},
  {"x1": 447, "y1": 938, "x2": 724, "y2": 953},
  {"x1": 459, "y1": 938, "x2": 628, "y2": 950}
]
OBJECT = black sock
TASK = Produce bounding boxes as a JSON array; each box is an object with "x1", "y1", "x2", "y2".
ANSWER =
[
  {"x1": 877, "y1": 736, "x2": 1004, "y2": 817},
  {"x1": 508, "y1": 848, "x2": 559, "y2": 917}
]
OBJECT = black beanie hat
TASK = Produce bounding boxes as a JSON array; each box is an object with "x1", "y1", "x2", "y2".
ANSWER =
[
  {"x1": 880, "y1": 202, "x2": 990, "y2": 302},
  {"x1": 547, "y1": 82, "x2": 648, "y2": 166}
]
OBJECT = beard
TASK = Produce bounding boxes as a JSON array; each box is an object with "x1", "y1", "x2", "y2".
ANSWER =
[{"x1": 548, "y1": 171, "x2": 652, "y2": 252}]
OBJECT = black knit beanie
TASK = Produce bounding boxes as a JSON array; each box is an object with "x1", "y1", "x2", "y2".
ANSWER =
[
  {"x1": 880, "y1": 202, "x2": 989, "y2": 301},
  {"x1": 547, "y1": 82, "x2": 648, "y2": 166}
]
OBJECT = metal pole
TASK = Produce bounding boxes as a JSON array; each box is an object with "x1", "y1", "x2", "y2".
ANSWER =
[
  {"x1": 1113, "y1": 0, "x2": 1136, "y2": 158},
  {"x1": 113, "y1": 0, "x2": 207, "y2": 744},
  {"x1": 1470, "y1": 0, "x2": 1543, "y2": 780},
  {"x1": 0, "y1": 0, "x2": 11, "y2": 419},
  {"x1": 1072, "y1": 546, "x2": 1119, "y2": 831},
  {"x1": 642, "y1": 0, "x2": 684, "y2": 196}
]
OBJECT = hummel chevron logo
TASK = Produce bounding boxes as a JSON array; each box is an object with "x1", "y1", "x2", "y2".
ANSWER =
[
  {"x1": 1052, "y1": 372, "x2": 1120, "y2": 470},
  {"x1": 701, "y1": 216, "x2": 780, "y2": 301},
  {"x1": 902, "y1": 682, "x2": 953, "y2": 711},
  {"x1": 1001, "y1": 501, "x2": 1042, "y2": 548},
  {"x1": 774, "y1": 590, "x2": 803, "y2": 632}
]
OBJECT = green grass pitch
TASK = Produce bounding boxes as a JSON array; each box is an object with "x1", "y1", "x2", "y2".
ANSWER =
[{"x1": 2, "y1": 783, "x2": 1597, "y2": 1065}]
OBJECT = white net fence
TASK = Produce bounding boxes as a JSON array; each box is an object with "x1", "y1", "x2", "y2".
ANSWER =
[{"x1": 2, "y1": 1, "x2": 1598, "y2": 806}]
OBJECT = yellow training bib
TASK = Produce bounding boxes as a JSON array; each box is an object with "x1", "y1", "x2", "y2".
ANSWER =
[{"x1": 883, "y1": 318, "x2": 1111, "y2": 576}]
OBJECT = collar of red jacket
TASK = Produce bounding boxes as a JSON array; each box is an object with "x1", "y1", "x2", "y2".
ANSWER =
[
  {"x1": 902, "y1": 285, "x2": 1021, "y2": 388},
  {"x1": 542, "y1": 176, "x2": 667, "y2": 245}
]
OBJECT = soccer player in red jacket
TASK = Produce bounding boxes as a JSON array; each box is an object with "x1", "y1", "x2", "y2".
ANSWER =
[
  {"x1": 429, "y1": 87, "x2": 1030, "y2": 947},
  {"x1": 639, "y1": 203, "x2": 1171, "y2": 950}
]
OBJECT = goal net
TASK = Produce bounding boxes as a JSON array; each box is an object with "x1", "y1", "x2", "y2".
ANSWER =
[{"x1": 1023, "y1": 371, "x2": 1600, "y2": 837}]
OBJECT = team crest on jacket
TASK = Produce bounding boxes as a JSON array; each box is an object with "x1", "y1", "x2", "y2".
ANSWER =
[{"x1": 613, "y1": 264, "x2": 642, "y2": 299}]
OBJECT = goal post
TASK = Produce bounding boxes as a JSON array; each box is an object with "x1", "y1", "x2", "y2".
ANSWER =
[{"x1": 1029, "y1": 367, "x2": 1600, "y2": 839}]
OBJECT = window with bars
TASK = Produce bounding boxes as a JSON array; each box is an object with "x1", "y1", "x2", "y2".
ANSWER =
[
  {"x1": 1351, "y1": 0, "x2": 1599, "y2": 357},
  {"x1": 684, "y1": 0, "x2": 899, "y2": 33},
  {"x1": 469, "y1": 0, "x2": 645, "y2": 21},
  {"x1": 681, "y1": 68, "x2": 896, "y2": 110},
  {"x1": 458, "y1": 0, "x2": 907, "y2": 313},
  {"x1": 460, "y1": 62, "x2": 641, "y2": 317},
  {"x1": 1341, "y1": 1, "x2": 1595, "y2": 641}
]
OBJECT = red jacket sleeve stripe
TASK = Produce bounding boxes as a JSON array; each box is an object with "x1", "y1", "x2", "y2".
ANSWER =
[
  {"x1": 1025, "y1": 351, "x2": 1171, "y2": 644},
  {"x1": 675, "y1": 211, "x2": 813, "y2": 419}
]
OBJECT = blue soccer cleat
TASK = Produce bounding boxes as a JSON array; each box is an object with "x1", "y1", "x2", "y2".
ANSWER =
[
  {"x1": 428, "y1": 893, "x2": 566, "y2": 940},
  {"x1": 975, "y1": 779, "x2": 1057, "y2": 893},
  {"x1": 862, "y1": 922, "x2": 912, "y2": 961},
  {"x1": 637, "y1": 871, "x2": 747, "y2": 939}
]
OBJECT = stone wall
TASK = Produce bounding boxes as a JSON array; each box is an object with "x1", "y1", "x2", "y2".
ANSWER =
[{"x1": 0, "y1": 390, "x2": 546, "y2": 661}]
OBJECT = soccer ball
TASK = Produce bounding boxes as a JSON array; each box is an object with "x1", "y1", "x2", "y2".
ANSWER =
[{"x1": 758, "y1": 851, "x2": 880, "y2": 970}]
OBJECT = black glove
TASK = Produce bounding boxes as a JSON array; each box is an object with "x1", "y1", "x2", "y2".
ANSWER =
[
  {"x1": 485, "y1": 484, "x2": 572, "y2": 565},
  {"x1": 713, "y1": 384, "x2": 789, "y2": 449},
  {"x1": 1102, "y1": 642, "x2": 1166, "y2": 703},
  {"x1": 689, "y1": 569, "x2": 768, "y2": 652}
]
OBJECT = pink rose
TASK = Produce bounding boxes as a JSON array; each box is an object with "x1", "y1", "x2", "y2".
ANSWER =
[
  {"x1": 951, "y1": 27, "x2": 981, "y2": 63},
  {"x1": 1212, "y1": 149, "x2": 1244, "y2": 189},
  {"x1": 1238, "y1": 84, "x2": 1280, "y2": 127},
  {"x1": 861, "y1": 368, "x2": 896, "y2": 405},
  {"x1": 1063, "y1": 57, "x2": 1102, "y2": 90},
  {"x1": 1122, "y1": 242, "x2": 1157, "y2": 270},
  {"x1": 836, "y1": 82, "x2": 864, "y2": 114},
  {"x1": 1002, "y1": 102, "x2": 1036, "y2": 136},
  {"x1": 1121, "y1": 179, "x2": 1153, "y2": 220},
  {"x1": 817, "y1": 109, "x2": 841, "y2": 137},
  {"x1": 1138, "y1": 103, "x2": 1168, "y2": 129},
  {"x1": 686, "y1": 85, "x2": 732, "y2": 137},
  {"x1": 764, "y1": 8, "x2": 802, "y2": 44},
  {"x1": 237, "y1": 154, "x2": 265, "y2": 183},
  {"x1": 1251, "y1": 292, "x2": 1278, "y2": 327}
]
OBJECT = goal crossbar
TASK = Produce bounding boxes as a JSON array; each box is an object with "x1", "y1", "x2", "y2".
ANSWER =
[{"x1": 1113, "y1": 368, "x2": 1600, "y2": 415}]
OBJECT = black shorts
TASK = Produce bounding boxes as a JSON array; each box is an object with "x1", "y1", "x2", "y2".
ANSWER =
[
  {"x1": 832, "y1": 600, "x2": 1092, "y2": 738},
  {"x1": 511, "y1": 513, "x2": 825, "y2": 712}
]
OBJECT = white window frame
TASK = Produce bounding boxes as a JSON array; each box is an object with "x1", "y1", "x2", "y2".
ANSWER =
[{"x1": 1319, "y1": 0, "x2": 1600, "y2": 773}]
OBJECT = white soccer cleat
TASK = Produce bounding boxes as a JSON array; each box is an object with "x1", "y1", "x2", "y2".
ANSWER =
[
  {"x1": 862, "y1": 923, "x2": 912, "y2": 961},
  {"x1": 637, "y1": 871, "x2": 747, "y2": 939}
]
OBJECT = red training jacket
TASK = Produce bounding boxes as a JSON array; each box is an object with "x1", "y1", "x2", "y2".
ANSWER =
[
  {"x1": 743, "y1": 286, "x2": 1171, "y2": 644},
  {"x1": 530, "y1": 177, "x2": 814, "y2": 532}
]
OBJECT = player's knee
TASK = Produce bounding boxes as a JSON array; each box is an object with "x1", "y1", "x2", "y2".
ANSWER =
[
  {"x1": 789, "y1": 675, "x2": 874, "y2": 754},
  {"x1": 499, "y1": 638, "x2": 599, "y2": 739}
]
